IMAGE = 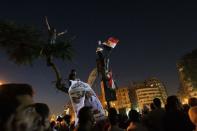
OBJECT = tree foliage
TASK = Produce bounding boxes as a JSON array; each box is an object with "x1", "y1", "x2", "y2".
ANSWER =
[
  {"x1": 180, "y1": 50, "x2": 197, "y2": 80},
  {"x1": 0, "y1": 21, "x2": 74, "y2": 65},
  {"x1": 0, "y1": 21, "x2": 74, "y2": 92},
  {"x1": 0, "y1": 21, "x2": 43, "y2": 65}
]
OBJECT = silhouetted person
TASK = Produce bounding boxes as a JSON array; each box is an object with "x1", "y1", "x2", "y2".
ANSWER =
[
  {"x1": 127, "y1": 109, "x2": 148, "y2": 131},
  {"x1": 0, "y1": 83, "x2": 34, "y2": 131},
  {"x1": 43, "y1": 16, "x2": 67, "y2": 66},
  {"x1": 145, "y1": 98, "x2": 165, "y2": 131},
  {"x1": 141, "y1": 105, "x2": 149, "y2": 117},
  {"x1": 183, "y1": 104, "x2": 190, "y2": 113},
  {"x1": 68, "y1": 69, "x2": 77, "y2": 80},
  {"x1": 163, "y1": 95, "x2": 193, "y2": 131},
  {"x1": 108, "y1": 108, "x2": 124, "y2": 131},
  {"x1": 189, "y1": 97, "x2": 197, "y2": 107},
  {"x1": 150, "y1": 103, "x2": 156, "y2": 111},
  {"x1": 76, "y1": 106, "x2": 95, "y2": 131},
  {"x1": 34, "y1": 103, "x2": 50, "y2": 131},
  {"x1": 50, "y1": 121, "x2": 57, "y2": 131},
  {"x1": 118, "y1": 114, "x2": 128, "y2": 129},
  {"x1": 96, "y1": 37, "x2": 119, "y2": 91},
  {"x1": 141, "y1": 105, "x2": 149, "y2": 127},
  {"x1": 45, "y1": 16, "x2": 67, "y2": 45},
  {"x1": 63, "y1": 115, "x2": 71, "y2": 131}
]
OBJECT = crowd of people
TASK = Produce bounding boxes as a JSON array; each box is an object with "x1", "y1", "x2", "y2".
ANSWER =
[{"x1": 1, "y1": 83, "x2": 197, "y2": 131}]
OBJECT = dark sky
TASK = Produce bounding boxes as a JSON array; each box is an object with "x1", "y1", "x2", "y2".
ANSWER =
[{"x1": 0, "y1": 0, "x2": 197, "y2": 115}]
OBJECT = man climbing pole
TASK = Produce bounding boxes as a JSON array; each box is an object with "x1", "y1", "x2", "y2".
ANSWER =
[{"x1": 96, "y1": 37, "x2": 119, "y2": 108}]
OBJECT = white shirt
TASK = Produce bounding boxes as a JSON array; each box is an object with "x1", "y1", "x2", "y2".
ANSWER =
[{"x1": 68, "y1": 80, "x2": 105, "y2": 125}]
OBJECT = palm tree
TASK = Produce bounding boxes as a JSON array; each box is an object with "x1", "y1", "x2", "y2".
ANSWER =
[{"x1": 0, "y1": 21, "x2": 74, "y2": 93}]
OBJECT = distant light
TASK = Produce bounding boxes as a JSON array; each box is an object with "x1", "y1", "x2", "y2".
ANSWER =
[
  {"x1": 126, "y1": 108, "x2": 131, "y2": 115},
  {"x1": 179, "y1": 67, "x2": 183, "y2": 72},
  {"x1": 50, "y1": 114, "x2": 56, "y2": 122},
  {"x1": 150, "y1": 84, "x2": 153, "y2": 87},
  {"x1": 61, "y1": 121, "x2": 65, "y2": 125},
  {"x1": 182, "y1": 98, "x2": 188, "y2": 104},
  {"x1": 64, "y1": 108, "x2": 70, "y2": 114}
]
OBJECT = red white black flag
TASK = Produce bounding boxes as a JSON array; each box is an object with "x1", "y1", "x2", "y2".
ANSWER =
[{"x1": 102, "y1": 37, "x2": 119, "y2": 48}]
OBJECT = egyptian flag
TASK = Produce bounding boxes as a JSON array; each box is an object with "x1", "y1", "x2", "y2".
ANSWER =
[
  {"x1": 108, "y1": 71, "x2": 116, "y2": 89},
  {"x1": 102, "y1": 37, "x2": 119, "y2": 48}
]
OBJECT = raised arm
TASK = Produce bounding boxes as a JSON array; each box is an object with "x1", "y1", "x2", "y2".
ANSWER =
[
  {"x1": 45, "y1": 16, "x2": 51, "y2": 30},
  {"x1": 57, "y1": 30, "x2": 67, "y2": 36}
]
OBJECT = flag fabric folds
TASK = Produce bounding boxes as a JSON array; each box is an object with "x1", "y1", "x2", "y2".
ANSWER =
[{"x1": 102, "y1": 37, "x2": 119, "y2": 48}]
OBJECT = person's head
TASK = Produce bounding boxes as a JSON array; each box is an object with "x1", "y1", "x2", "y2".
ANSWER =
[
  {"x1": 68, "y1": 69, "x2": 77, "y2": 81},
  {"x1": 188, "y1": 106, "x2": 197, "y2": 126},
  {"x1": 78, "y1": 106, "x2": 95, "y2": 126},
  {"x1": 153, "y1": 98, "x2": 161, "y2": 108},
  {"x1": 165, "y1": 95, "x2": 182, "y2": 112},
  {"x1": 56, "y1": 116, "x2": 63, "y2": 123},
  {"x1": 189, "y1": 97, "x2": 197, "y2": 107},
  {"x1": 142, "y1": 105, "x2": 149, "y2": 115},
  {"x1": 34, "y1": 103, "x2": 50, "y2": 130},
  {"x1": 10, "y1": 104, "x2": 42, "y2": 131},
  {"x1": 33, "y1": 103, "x2": 49, "y2": 118},
  {"x1": 118, "y1": 114, "x2": 128, "y2": 123},
  {"x1": 13, "y1": 103, "x2": 50, "y2": 131},
  {"x1": 128, "y1": 109, "x2": 140, "y2": 123},
  {"x1": 150, "y1": 103, "x2": 156, "y2": 111},
  {"x1": 63, "y1": 115, "x2": 71, "y2": 125},
  {"x1": 50, "y1": 121, "x2": 56, "y2": 128},
  {"x1": 0, "y1": 83, "x2": 34, "y2": 104},
  {"x1": 183, "y1": 104, "x2": 190, "y2": 113},
  {"x1": 108, "y1": 108, "x2": 118, "y2": 126},
  {"x1": 0, "y1": 83, "x2": 34, "y2": 129}
]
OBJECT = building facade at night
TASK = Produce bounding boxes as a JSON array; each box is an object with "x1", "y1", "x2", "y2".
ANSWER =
[
  {"x1": 130, "y1": 78, "x2": 168, "y2": 111},
  {"x1": 110, "y1": 87, "x2": 131, "y2": 114},
  {"x1": 177, "y1": 49, "x2": 197, "y2": 103},
  {"x1": 99, "y1": 82, "x2": 131, "y2": 114}
]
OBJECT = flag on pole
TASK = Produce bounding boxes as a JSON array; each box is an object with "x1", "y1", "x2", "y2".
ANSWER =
[
  {"x1": 108, "y1": 71, "x2": 116, "y2": 89},
  {"x1": 102, "y1": 37, "x2": 119, "y2": 48}
]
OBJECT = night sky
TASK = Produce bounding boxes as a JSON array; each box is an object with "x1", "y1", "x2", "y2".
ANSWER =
[{"x1": 0, "y1": 1, "x2": 197, "y2": 115}]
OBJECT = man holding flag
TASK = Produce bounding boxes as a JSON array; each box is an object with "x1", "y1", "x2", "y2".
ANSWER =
[{"x1": 96, "y1": 37, "x2": 119, "y2": 105}]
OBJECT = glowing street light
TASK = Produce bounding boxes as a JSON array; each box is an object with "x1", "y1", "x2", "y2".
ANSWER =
[{"x1": 0, "y1": 81, "x2": 3, "y2": 85}]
